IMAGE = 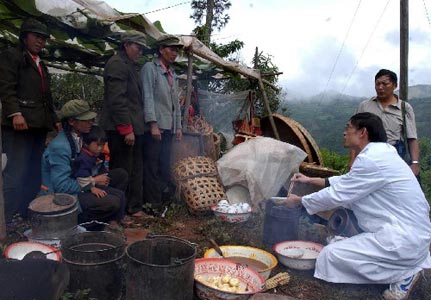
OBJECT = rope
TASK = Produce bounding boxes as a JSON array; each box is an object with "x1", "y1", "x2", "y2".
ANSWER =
[{"x1": 341, "y1": 0, "x2": 391, "y2": 94}]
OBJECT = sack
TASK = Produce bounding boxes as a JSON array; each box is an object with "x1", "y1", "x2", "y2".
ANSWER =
[{"x1": 394, "y1": 140, "x2": 411, "y2": 164}]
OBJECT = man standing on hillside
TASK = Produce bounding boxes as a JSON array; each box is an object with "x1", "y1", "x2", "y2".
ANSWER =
[
  {"x1": 140, "y1": 34, "x2": 183, "y2": 213},
  {"x1": 0, "y1": 19, "x2": 60, "y2": 223},
  {"x1": 100, "y1": 31, "x2": 148, "y2": 217},
  {"x1": 349, "y1": 69, "x2": 420, "y2": 177}
]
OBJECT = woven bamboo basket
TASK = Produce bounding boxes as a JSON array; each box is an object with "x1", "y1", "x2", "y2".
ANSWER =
[
  {"x1": 179, "y1": 176, "x2": 226, "y2": 214},
  {"x1": 172, "y1": 156, "x2": 226, "y2": 215}
]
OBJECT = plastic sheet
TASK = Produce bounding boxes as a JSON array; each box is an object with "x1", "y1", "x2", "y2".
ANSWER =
[
  {"x1": 217, "y1": 137, "x2": 307, "y2": 206},
  {"x1": 198, "y1": 89, "x2": 249, "y2": 148}
]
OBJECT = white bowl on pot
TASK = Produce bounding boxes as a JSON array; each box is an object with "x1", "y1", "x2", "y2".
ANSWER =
[
  {"x1": 194, "y1": 258, "x2": 264, "y2": 300},
  {"x1": 204, "y1": 245, "x2": 277, "y2": 280},
  {"x1": 4, "y1": 241, "x2": 61, "y2": 262},
  {"x1": 273, "y1": 240, "x2": 323, "y2": 270}
]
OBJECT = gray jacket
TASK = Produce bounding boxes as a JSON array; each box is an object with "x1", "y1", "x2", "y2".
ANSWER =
[{"x1": 140, "y1": 58, "x2": 182, "y2": 131}]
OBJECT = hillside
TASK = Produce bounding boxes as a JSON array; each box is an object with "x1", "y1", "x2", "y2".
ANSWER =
[{"x1": 280, "y1": 89, "x2": 431, "y2": 154}]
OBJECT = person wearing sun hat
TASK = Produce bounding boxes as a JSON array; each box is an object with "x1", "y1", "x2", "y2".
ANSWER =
[
  {"x1": 0, "y1": 18, "x2": 59, "y2": 223},
  {"x1": 99, "y1": 30, "x2": 149, "y2": 217},
  {"x1": 140, "y1": 34, "x2": 184, "y2": 214},
  {"x1": 40, "y1": 99, "x2": 128, "y2": 224}
]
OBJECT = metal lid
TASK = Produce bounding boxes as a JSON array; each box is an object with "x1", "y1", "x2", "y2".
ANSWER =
[{"x1": 28, "y1": 194, "x2": 77, "y2": 215}]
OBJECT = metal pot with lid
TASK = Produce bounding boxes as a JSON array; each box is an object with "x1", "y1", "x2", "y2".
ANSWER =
[{"x1": 28, "y1": 193, "x2": 78, "y2": 239}]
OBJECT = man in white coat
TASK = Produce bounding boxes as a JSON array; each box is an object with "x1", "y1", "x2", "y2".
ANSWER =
[{"x1": 283, "y1": 112, "x2": 431, "y2": 300}]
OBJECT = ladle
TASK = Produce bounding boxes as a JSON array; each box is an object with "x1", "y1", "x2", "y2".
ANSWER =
[{"x1": 209, "y1": 238, "x2": 225, "y2": 258}]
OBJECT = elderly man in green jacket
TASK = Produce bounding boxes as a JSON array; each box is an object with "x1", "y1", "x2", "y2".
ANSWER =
[
  {"x1": 0, "y1": 19, "x2": 60, "y2": 223},
  {"x1": 99, "y1": 31, "x2": 148, "y2": 217},
  {"x1": 140, "y1": 34, "x2": 183, "y2": 212}
]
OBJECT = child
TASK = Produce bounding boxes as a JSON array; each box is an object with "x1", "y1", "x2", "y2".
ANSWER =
[{"x1": 73, "y1": 125, "x2": 127, "y2": 229}]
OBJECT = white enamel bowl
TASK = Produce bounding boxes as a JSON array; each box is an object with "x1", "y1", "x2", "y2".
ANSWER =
[
  {"x1": 4, "y1": 241, "x2": 61, "y2": 261},
  {"x1": 273, "y1": 240, "x2": 323, "y2": 270},
  {"x1": 194, "y1": 258, "x2": 265, "y2": 300},
  {"x1": 204, "y1": 245, "x2": 278, "y2": 280},
  {"x1": 211, "y1": 206, "x2": 252, "y2": 223}
]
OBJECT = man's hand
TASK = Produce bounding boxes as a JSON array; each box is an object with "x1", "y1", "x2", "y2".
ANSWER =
[
  {"x1": 291, "y1": 173, "x2": 311, "y2": 184},
  {"x1": 124, "y1": 132, "x2": 135, "y2": 146},
  {"x1": 13, "y1": 115, "x2": 28, "y2": 131},
  {"x1": 150, "y1": 123, "x2": 162, "y2": 141},
  {"x1": 279, "y1": 194, "x2": 302, "y2": 208},
  {"x1": 90, "y1": 186, "x2": 107, "y2": 198},
  {"x1": 176, "y1": 128, "x2": 182, "y2": 141},
  {"x1": 410, "y1": 163, "x2": 420, "y2": 176},
  {"x1": 93, "y1": 174, "x2": 110, "y2": 186}
]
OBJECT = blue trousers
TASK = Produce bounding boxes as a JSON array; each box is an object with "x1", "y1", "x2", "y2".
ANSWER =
[{"x1": 2, "y1": 126, "x2": 47, "y2": 221}]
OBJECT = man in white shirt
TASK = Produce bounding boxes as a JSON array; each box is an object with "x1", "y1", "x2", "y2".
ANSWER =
[{"x1": 283, "y1": 112, "x2": 431, "y2": 300}]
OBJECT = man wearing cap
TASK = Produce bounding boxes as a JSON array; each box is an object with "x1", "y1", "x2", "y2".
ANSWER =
[
  {"x1": 41, "y1": 99, "x2": 127, "y2": 224},
  {"x1": 100, "y1": 30, "x2": 148, "y2": 216},
  {"x1": 140, "y1": 34, "x2": 183, "y2": 212},
  {"x1": 0, "y1": 18, "x2": 60, "y2": 222}
]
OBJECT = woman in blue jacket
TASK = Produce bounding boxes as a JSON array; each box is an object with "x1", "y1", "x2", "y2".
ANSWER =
[{"x1": 40, "y1": 99, "x2": 127, "y2": 224}]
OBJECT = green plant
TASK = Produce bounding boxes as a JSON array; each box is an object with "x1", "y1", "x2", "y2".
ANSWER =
[{"x1": 320, "y1": 148, "x2": 349, "y2": 173}]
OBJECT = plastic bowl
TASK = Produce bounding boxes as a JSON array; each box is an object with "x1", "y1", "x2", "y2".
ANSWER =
[
  {"x1": 204, "y1": 245, "x2": 278, "y2": 280},
  {"x1": 4, "y1": 241, "x2": 61, "y2": 261},
  {"x1": 273, "y1": 240, "x2": 323, "y2": 270},
  {"x1": 211, "y1": 206, "x2": 252, "y2": 223},
  {"x1": 194, "y1": 258, "x2": 264, "y2": 300}
]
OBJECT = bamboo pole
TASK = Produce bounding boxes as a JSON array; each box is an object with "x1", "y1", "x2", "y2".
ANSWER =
[
  {"x1": 182, "y1": 50, "x2": 194, "y2": 131},
  {"x1": 258, "y1": 78, "x2": 280, "y2": 140},
  {"x1": 0, "y1": 103, "x2": 6, "y2": 240}
]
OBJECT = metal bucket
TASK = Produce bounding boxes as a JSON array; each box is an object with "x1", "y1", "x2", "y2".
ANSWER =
[
  {"x1": 125, "y1": 235, "x2": 197, "y2": 300},
  {"x1": 29, "y1": 194, "x2": 78, "y2": 239},
  {"x1": 61, "y1": 223, "x2": 126, "y2": 300},
  {"x1": 263, "y1": 199, "x2": 302, "y2": 246}
]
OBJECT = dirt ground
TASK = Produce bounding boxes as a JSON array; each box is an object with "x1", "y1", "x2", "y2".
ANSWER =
[
  {"x1": 3, "y1": 201, "x2": 431, "y2": 300},
  {"x1": 121, "y1": 202, "x2": 431, "y2": 300}
]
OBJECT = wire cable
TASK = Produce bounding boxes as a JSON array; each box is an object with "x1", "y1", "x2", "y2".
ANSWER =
[
  {"x1": 341, "y1": 0, "x2": 391, "y2": 94},
  {"x1": 143, "y1": 1, "x2": 191, "y2": 15},
  {"x1": 319, "y1": 0, "x2": 362, "y2": 104},
  {"x1": 422, "y1": 0, "x2": 431, "y2": 29}
]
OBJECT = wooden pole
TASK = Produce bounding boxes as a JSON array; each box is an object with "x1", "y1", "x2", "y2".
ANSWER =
[
  {"x1": 0, "y1": 103, "x2": 6, "y2": 240},
  {"x1": 258, "y1": 78, "x2": 280, "y2": 140},
  {"x1": 400, "y1": 0, "x2": 409, "y2": 101},
  {"x1": 182, "y1": 50, "x2": 194, "y2": 131}
]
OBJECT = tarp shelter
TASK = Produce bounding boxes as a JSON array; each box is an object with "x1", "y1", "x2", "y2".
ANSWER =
[
  {"x1": 0, "y1": 0, "x2": 280, "y2": 135},
  {"x1": 0, "y1": 0, "x2": 268, "y2": 81}
]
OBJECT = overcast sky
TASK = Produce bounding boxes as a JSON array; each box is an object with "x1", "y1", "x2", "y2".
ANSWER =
[{"x1": 103, "y1": 0, "x2": 431, "y2": 98}]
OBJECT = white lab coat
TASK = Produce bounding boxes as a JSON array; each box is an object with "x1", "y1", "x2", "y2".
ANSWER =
[{"x1": 302, "y1": 142, "x2": 431, "y2": 284}]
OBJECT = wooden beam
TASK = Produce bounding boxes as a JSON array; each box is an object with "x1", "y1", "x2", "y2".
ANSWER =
[
  {"x1": 258, "y1": 78, "x2": 280, "y2": 140},
  {"x1": 400, "y1": 0, "x2": 409, "y2": 101},
  {"x1": 182, "y1": 50, "x2": 194, "y2": 131}
]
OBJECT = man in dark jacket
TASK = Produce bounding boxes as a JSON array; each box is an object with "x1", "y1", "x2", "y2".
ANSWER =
[
  {"x1": 0, "y1": 18, "x2": 60, "y2": 222},
  {"x1": 99, "y1": 31, "x2": 148, "y2": 216}
]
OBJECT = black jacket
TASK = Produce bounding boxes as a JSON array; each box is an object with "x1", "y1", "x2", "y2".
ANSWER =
[{"x1": 0, "y1": 45, "x2": 58, "y2": 130}]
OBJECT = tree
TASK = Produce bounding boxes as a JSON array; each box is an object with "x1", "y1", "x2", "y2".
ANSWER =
[
  {"x1": 190, "y1": 0, "x2": 231, "y2": 45},
  {"x1": 190, "y1": 0, "x2": 282, "y2": 117},
  {"x1": 50, "y1": 73, "x2": 104, "y2": 111}
]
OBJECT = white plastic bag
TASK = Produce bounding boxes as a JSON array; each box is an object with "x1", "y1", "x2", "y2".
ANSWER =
[{"x1": 217, "y1": 137, "x2": 307, "y2": 207}]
